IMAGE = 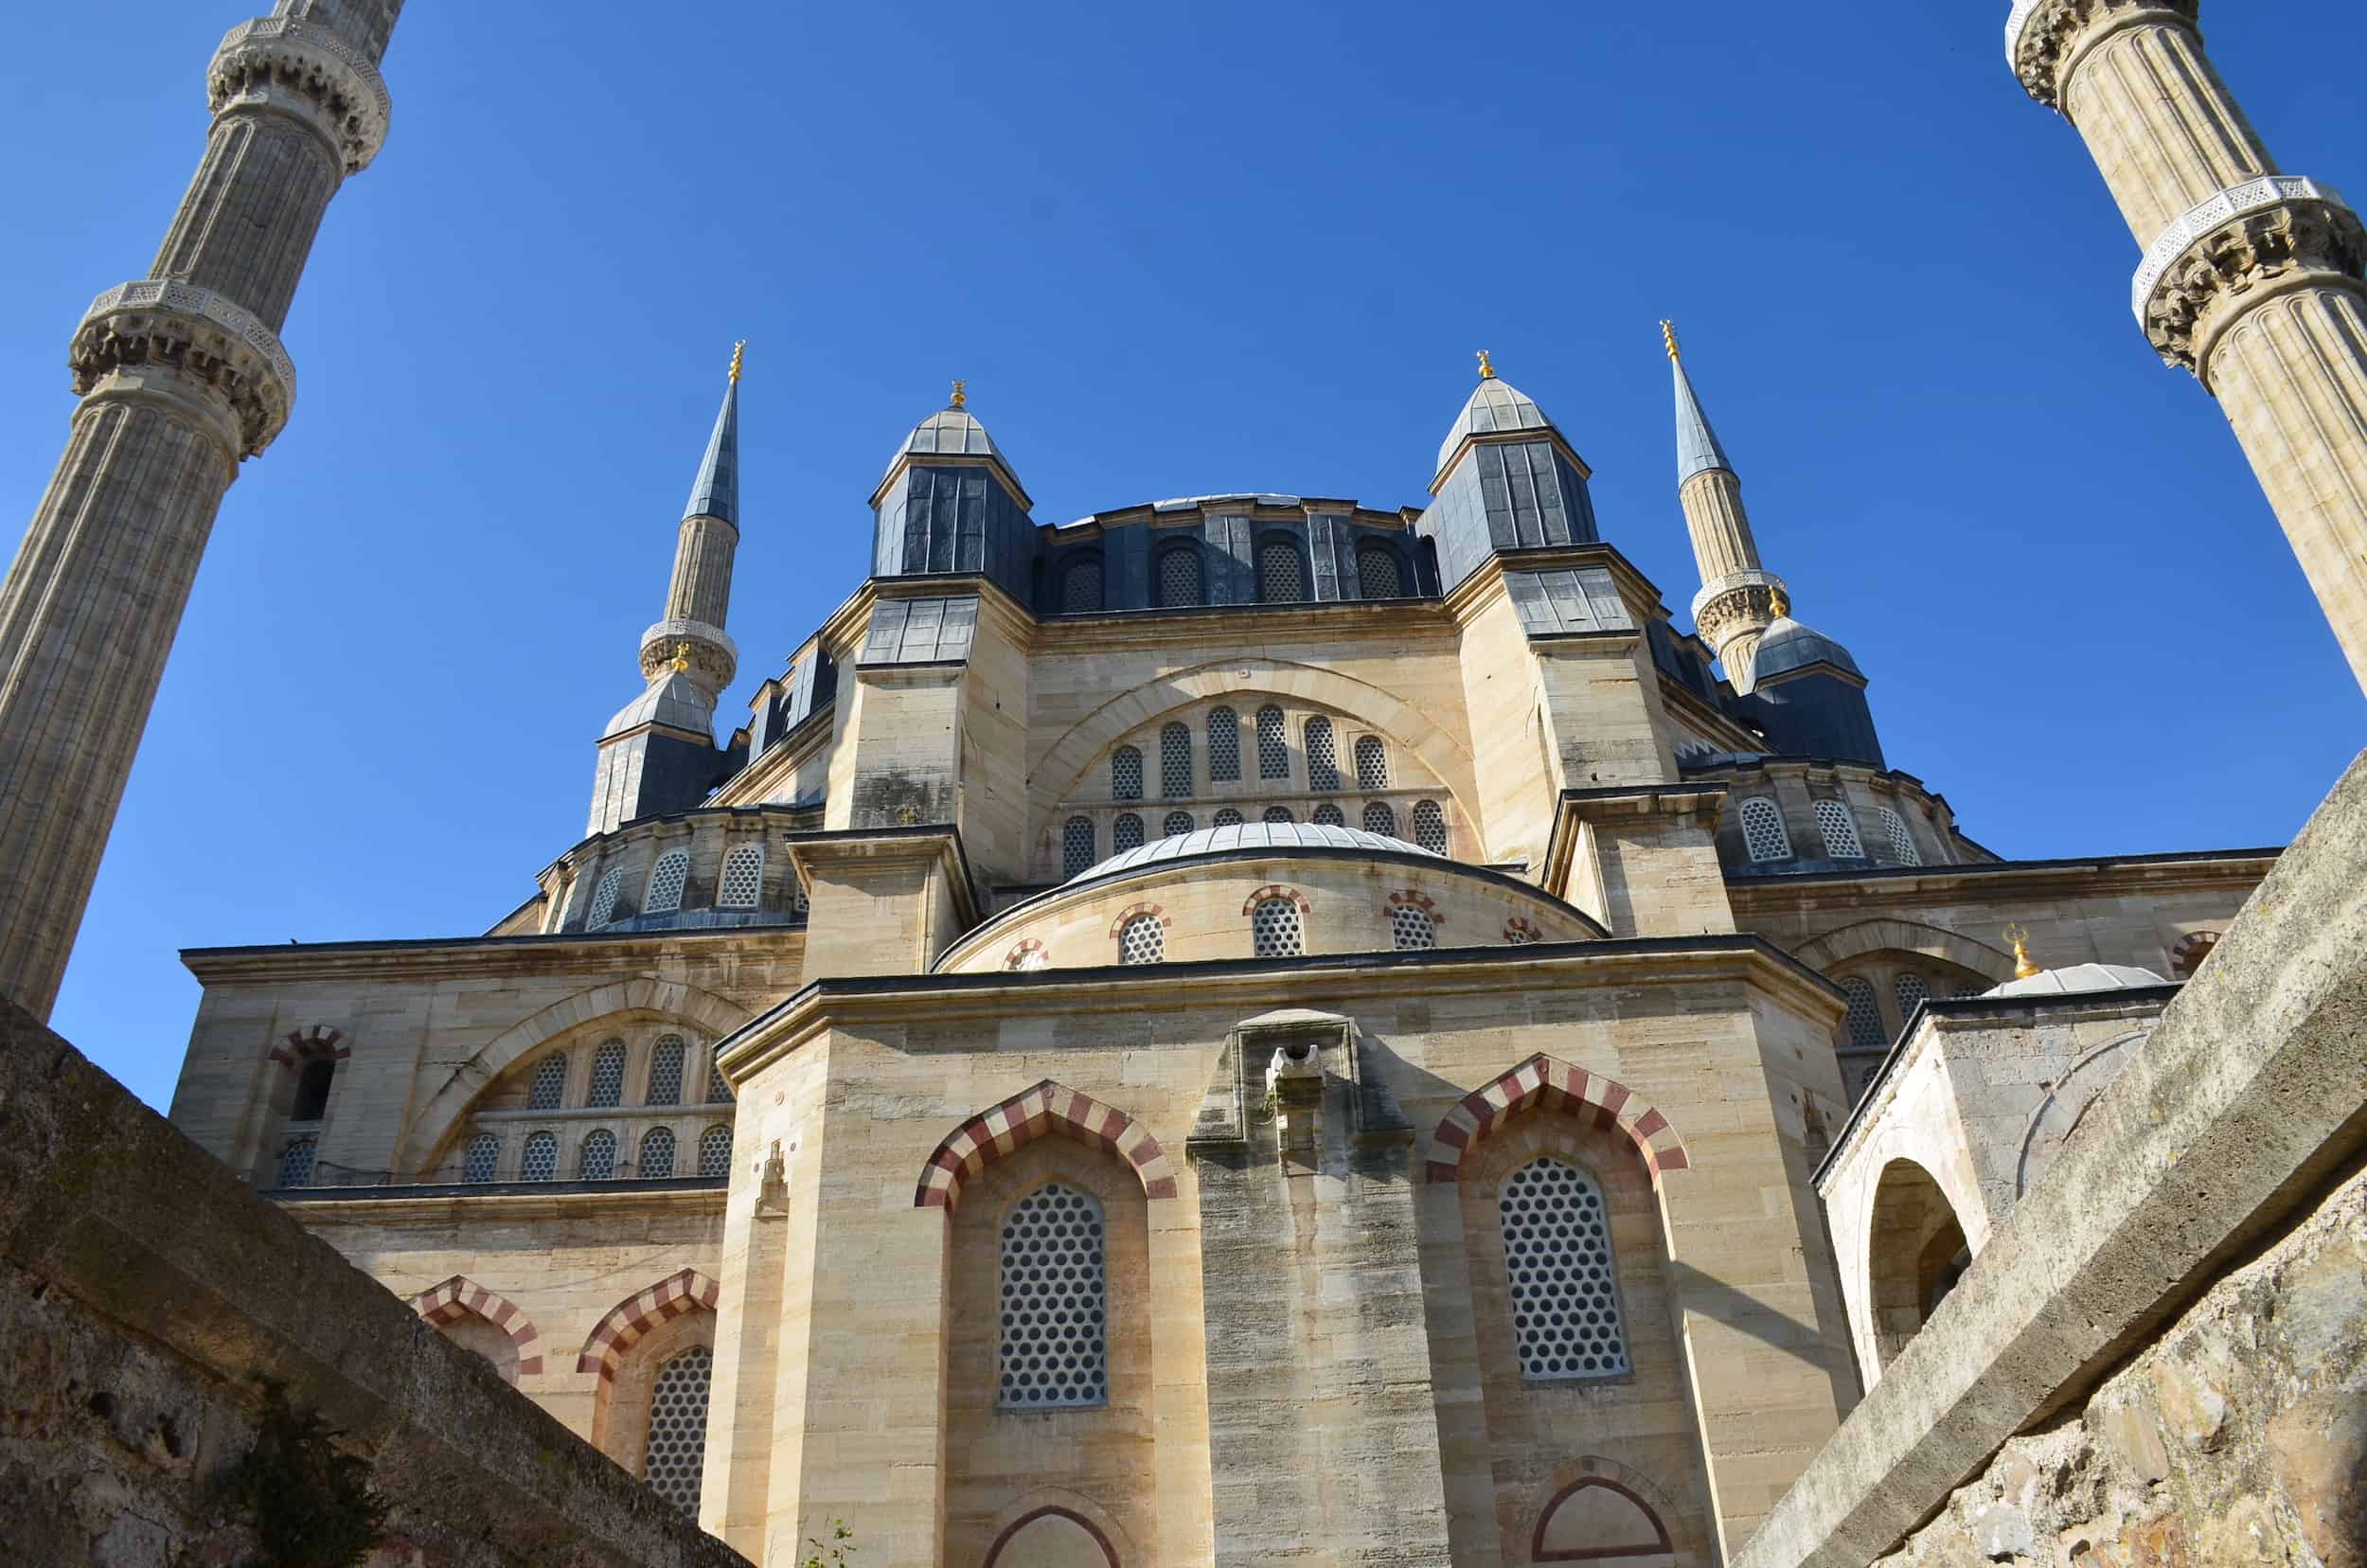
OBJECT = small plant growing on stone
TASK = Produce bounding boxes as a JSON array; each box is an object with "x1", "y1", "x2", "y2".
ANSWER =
[
  {"x1": 224, "y1": 1379, "x2": 389, "y2": 1568},
  {"x1": 801, "y1": 1520, "x2": 856, "y2": 1568}
]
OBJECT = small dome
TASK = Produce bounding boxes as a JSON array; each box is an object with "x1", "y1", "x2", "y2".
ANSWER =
[
  {"x1": 1984, "y1": 962, "x2": 2171, "y2": 998},
  {"x1": 1751, "y1": 615, "x2": 1862, "y2": 683},
  {"x1": 600, "y1": 668, "x2": 713, "y2": 740},
  {"x1": 883, "y1": 405, "x2": 1004, "y2": 481},
  {"x1": 1069, "y1": 821, "x2": 1443, "y2": 884},
  {"x1": 1436, "y1": 378, "x2": 1554, "y2": 476}
]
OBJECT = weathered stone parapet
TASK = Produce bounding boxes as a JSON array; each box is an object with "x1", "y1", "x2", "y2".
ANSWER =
[
  {"x1": 71, "y1": 279, "x2": 297, "y2": 458},
  {"x1": 209, "y1": 15, "x2": 392, "y2": 173},
  {"x1": 638, "y1": 616, "x2": 739, "y2": 690},
  {"x1": 2004, "y1": 0, "x2": 2198, "y2": 108},
  {"x1": 2132, "y1": 175, "x2": 2367, "y2": 377}
]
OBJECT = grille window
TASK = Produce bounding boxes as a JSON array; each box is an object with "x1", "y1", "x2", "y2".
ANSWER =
[
  {"x1": 1257, "y1": 541, "x2": 1306, "y2": 603},
  {"x1": 1112, "y1": 813, "x2": 1145, "y2": 852},
  {"x1": 1213, "y1": 808, "x2": 1244, "y2": 828},
  {"x1": 1312, "y1": 804, "x2": 1344, "y2": 827},
  {"x1": 1894, "y1": 972, "x2": 1931, "y2": 1028},
  {"x1": 1251, "y1": 898, "x2": 1303, "y2": 957},
  {"x1": 527, "y1": 1054, "x2": 567, "y2": 1111},
  {"x1": 1357, "y1": 543, "x2": 1404, "y2": 598},
  {"x1": 698, "y1": 1124, "x2": 733, "y2": 1177},
  {"x1": 1814, "y1": 801, "x2": 1864, "y2": 859},
  {"x1": 645, "y1": 850, "x2": 690, "y2": 915},
  {"x1": 1062, "y1": 817, "x2": 1096, "y2": 877},
  {"x1": 587, "y1": 1041, "x2": 626, "y2": 1108},
  {"x1": 1876, "y1": 806, "x2": 1922, "y2": 865},
  {"x1": 1354, "y1": 736, "x2": 1389, "y2": 791},
  {"x1": 640, "y1": 1127, "x2": 676, "y2": 1179},
  {"x1": 1739, "y1": 797, "x2": 1791, "y2": 862},
  {"x1": 1208, "y1": 707, "x2": 1240, "y2": 780},
  {"x1": 706, "y1": 1054, "x2": 733, "y2": 1104},
  {"x1": 1111, "y1": 746, "x2": 1144, "y2": 801},
  {"x1": 1118, "y1": 914, "x2": 1165, "y2": 965},
  {"x1": 1305, "y1": 717, "x2": 1340, "y2": 791},
  {"x1": 1163, "y1": 811, "x2": 1194, "y2": 836},
  {"x1": 1255, "y1": 706, "x2": 1289, "y2": 779},
  {"x1": 1504, "y1": 921, "x2": 1539, "y2": 946},
  {"x1": 647, "y1": 1036, "x2": 685, "y2": 1105},
  {"x1": 1391, "y1": 906, "x2": 1436, "y2": 950},
  {"x1": 998, "y1": 1183, "x2": 1108, "y2": 1409},
  {"x1": 578, "y1": 1129, "x2": 616, "y2": 1180},
  {"x1": 718, "y1": 844, "x2": 764, "y2": 908},
  {"x1": 521, "y1": 1131, "x2": 559, "y2": 1182},
  {"x1": 1061, "y1": 557, "x2": 1104, "y2": 614},
  {"x1": 1161, "y1": 723, "x2": 1192, "y2": 797},
  {"x1": 642, "y1": 1346, "x2": 714, "y2": 1513},
  {"x1": 1412, "y1": 799, "x2": 1447, "y2": 852},
  {"x1": 1363, "y1": 801, "x2": 1397, "y2": 837},
  {"x1": 1501, "y1": 1158, "x2": 1629, "y2": 1380},
  {"x1": 1156, "y1": 546, "x2": 1201, "y2": 607},
  {"x1": 1262, "y1": 806, "x2": 1294, "y2": 825},
  {"x1": 462, "y1": 1132, "x2": 500, "y2": 1183},
  {"x1": 276, "y1": 1135, "x2": 317, "y2": 1189},
  {"x1": 1840, "y1": 977, "x2": 1886, "y2": 1049},
  {"x1": 585, "y1": 867, "x2": 625, "y2": 928}
]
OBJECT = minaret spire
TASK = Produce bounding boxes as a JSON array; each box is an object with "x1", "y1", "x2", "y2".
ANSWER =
[{"x1": 1664, "y1": 323, "x2": 1785, "y2": 690}]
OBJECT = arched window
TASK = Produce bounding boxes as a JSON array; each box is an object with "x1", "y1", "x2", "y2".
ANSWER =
[
  {"x1": 1110, "y1": 745, "x2": 1144, "y2": 801},
  {"x1": 1112, "y1": 813, "x2": 1145, "y2": 852},
  {"x1": 640, "y1": 1127, "x2": 677, "y2": 1179},
  {"x1": 289, "y1": 1057, "x2": 337, "y2": 1122},
  {"x1": 527, "y1": 1053, "x2": 568, "y2": 1111},
  {"x1": 1868, "y1": 1158, "x2": 1970, "y2": 1367},
  {"x1": 1500, "y1": 1157, "x2": 1629, "y2": 1379},
  {"x1": 1251, "y1": 896, "x2": 1303, "y2": 957},
  {"x1": 1161, "y1": 722, "x2": 1192, "y2": 797},
  {"x1": 717, "y1": 843, "x2": 764, "y2": 908},
  {"x1": 1412, "y1": 799, "x2": 1447, "y2": 853},
  {"x1": 1208, "y1": 707, "x2": 1241, "y2": 781},
  {"x1": 2171, "y1": 930, "x2": 2220, "y2": 979},
  {"x1": 705, "y1": 1052, "x2": 733, "y2": 1104},
  {"x1": 1305, "y1": 717, "x2": 1340, "y2": 791},
  {"x1": 1312, "y1": 803, "x2": 1344, "y2": 827},
  {"x1": 1354, "y1": 735, "x2": 1389, "y2": 791},
  {"x1": 998, "y1": 1183, "x2": 1108, "y2": 1408},
  {"x1": 585, "y1": 866, "x2": 626, "y2": 928},
  {"x1": 1256, "y1": 538, "x2": 1307, "y2": 603},
  {"x1": 642, "y1": 1345, "x2": 714, "y2": 1512},
  {"x1": 1155, "y1": 545, "x2": 1201, "y2": 608},
  {"x1": 1839, "y1": 977, "x2": 1886, "y2": 1050},
  {"x1": 1362, "y1": 801, "x2": 1397, "y2": 837},
  {"x1": 987, "y1": 1510, "x2": 1119, "y2": 1568},
  {"x1": 1062, "y1": 816, "x2": 1096, "y2": 877},
  {"x1": 1356, "y1": 542, "x2": 1405, "y2": 598},
  {"x1": 1213, "y1": 808, "x2": 1244, "y2": 828},
  {"x1": 1255, "y1": 705, "x2": 1289, "y2": 779},
  {"x1": 1875, "y1": 805, "x2": 1922, "y2": 865},
  {"x1": 1163, "y1": 811, "x2": 1195, "y2": 837},
  {"x1": 462, "y1": 1132, "x2": 500, "y2": 1183},
  {"x1": 1893, "y1": 972, "x2": 1931, "y2": 1031},
  {"x1": 1814, "y1": 800, "x2": 1864, "y2": 859},
  {"x1": 1262, "y1": 805, "x2": 1295, "y2": 825},
  {"x1": 521, "y1": 1131, "x2": 560, "y2": 1182},
  {"x1": 275, "y1": 1134, "x2": 318, "y2": 1189},
  {"x1": 1533, "y1": 1479, "x2": 1672, "y2": 1564},
  {"x1": 647, "y1": 1035, "x2": 685, "y2": 1104},
  {"x1": 587, "y1": 1041, "x2": 627, "y2": 1108},
  {"x1": 1391, "y1": 905, "x2": 1436, "y2": 950},
  {"x1": 697, "y1": 1125, "x2": 733, "y2": 1178},
  {"x1": 1738, "y1": 797, "x2": 1791, "y2": 862},
  {"x1": 1061, "y1": 556, "x2": 1104, "y2": 614},
  {"x1": 578, "y1": 1129, "x2": 616, "y2": 1181},
  {"x1": 1117, "y1": 913, "x2": 1165, "y2": 965},
  {"x1": 644, "y1": 849, "x2": 690, "y2": 915}
]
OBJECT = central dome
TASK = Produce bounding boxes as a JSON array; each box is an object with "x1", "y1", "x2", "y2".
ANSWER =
[{"x1": 1069, "y1": 821, "x2": 1443, "y2": 884}]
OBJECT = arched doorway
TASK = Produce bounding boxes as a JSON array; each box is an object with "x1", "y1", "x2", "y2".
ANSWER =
[{"x1": 1866, "y1": 1157, "x2": 1970, "y2": 1367}]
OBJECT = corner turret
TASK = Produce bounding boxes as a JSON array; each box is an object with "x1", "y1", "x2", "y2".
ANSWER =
[
  {"x1": 870, "y1": 381, "x2": 1037, "y2": 605},
  {"x1": 1420, "y1": 351, "x2": 1600, "y2": 591}
]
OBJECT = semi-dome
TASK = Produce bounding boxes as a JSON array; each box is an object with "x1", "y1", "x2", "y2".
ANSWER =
[
  {"x1": 1435, "y1": 377, "x2": 1554, "y2": 477},
  {"x1": 1984, "y1": 962, "x2": 2171, "y2": 998},
  {"x1": 1750, "y1": 615, "x2": 1862, "y2": 683},
  {"x1": 1070, "y1": 821, "x2": 1442, "y2": 884},
  {"x1": 883, "y1": 404, "x2": 1004, "y2": 481}
]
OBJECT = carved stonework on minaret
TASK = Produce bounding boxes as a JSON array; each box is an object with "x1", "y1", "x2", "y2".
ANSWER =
[
  {"x1": 208, "y1": 16, "x2": 392, "y2": 175},
  {"x1": 2006, "y1": 0, "x2": 2199, "y2": 108},
  {"x1": 69, "y1": 281, "x2": 297, "y2": 459},
  {"x1": 1692, "y1": 573, "x2": 1788, "y2": 667},
  {"x1": 2133, "y1": 177, "x2": 2367, "y2": 376}
]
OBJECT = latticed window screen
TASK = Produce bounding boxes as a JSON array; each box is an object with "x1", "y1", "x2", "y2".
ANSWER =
[
  {"x1": 718, "y1": 844, "x2": 764, "y2": 908},
  {"x1": 1263, "y1": 806, "x2": 1295, "y2": 825},
  {"x1": 1111, "y1": 746, "x2": 1144, "y2": 801},
  {"x1": 1208, "y1": 708, "x2": 1240, "y2": 780},
  {"x1": 1312, "y1": 804, "x2": 1344, "y2": 827},
  {"x1": 1156, "y1": 547, "x2": 1201, "y2": 608},
  {"x1": 588, "y1": 1041, "x2": 627, "y2": 1107},
  {"x1": 645, "y1": 850, "x2": 690, "y2": 915},
  {"x1": 1062, "y1": 817, "x2": 1096, "y2": 877},
  {"x1": 1357, "y1": 544, "x2": 1404, "y2": 598},
  {"x1": 791, "y1": 877, "x2": 809, "y2": 914},
  {"x1": 1840, "y1": 978, "x2": 1886, "y2": 1049},
  {"x1": 1739, "y1": 798, "x2": 1791, "y2": 861},
  {"x1": 1213, "y1": 808, "x2": 1244, "y2": 828},
  {"x1": 697, "y1": 1124, "x2": 733, "y2": 1177},
  {"x1": 1112, "y1": 813, "x2": 1145, "y2": 852},
  {"x1": 1814, "y1": 801, "x2": 1864, "y2": 859},
  {"x1": 1391, "y1": 906, "x2": 1436, "y2": 950},
  {"x1": 1255, "y1": 706, "x2": 1289, "y2": 778},
  {"x1": 1877, "y1": 806, "x2": 1922, "y2": 865},
  {"x1": 1952, "y1": 982, "x2": 1987, "y2": 999},
  {"x1": 1118, "y1": 914, "x2": 1165, "y2": 965},
  {"x1": 1305, "y1": 717, "x2": 1340, "y2": 791},
  {"x1": 1164, "y1": 811, "x2": 1195, "y2": 837},
  {"x1": 1251, "y1": 898, "x2": 1303, "y2": 957},
  {"x1": 1412, "y1": 799, "x2": 1448, "y2": 853},
  {"x1": 1354, "y1": 736, "x2": 1389, "y2": 791},
  {"x1": 276, "y1": 1135, "x2": 317, "y2": 1189},
  {"x1": 1894, "y1": 972, "x2": 1931, "y2": 1028},
  {"x1": 1061, "y1": 558, "x2": 1103, "y2": 613},
  {"x1": 585, "y1": 867, "x2": 625, "y2": 928},
  {"x1": 705, "y1": 1054, "x2": 733, "y2": 1104},
  {"x1": 1257, "y1": 541, "x2": 1305, "y2": 603},
  {"x1": 521, "y1": 1131, "x2": 559, "y2": 1182},
  {"x1": 1501, "y1": 1158, "x2": 1630, "y2": 1380},
  {"x1": 1161, "y1": 723, "x2": 1192, "y2": 797},
  {"x1": 1504, "y1": 921, "x2": 1539, "y2": 946},
  {"x1": 578, "y1": 1129, "x2": 616, "y2": 1180},
  {"x1": 998, "y1": 1183, "x2": 1109, "y2": 1409},
  {"x1": 640, "y1": 1127, "x2": 676, "y2": 1179},
  {"x1": 527, "y1": 1053, "x2": 567, "y2": 1111},
  {"x1": 648, "y1": 1036, "x2": 685, "y2": 1105},
  {"x1": 1363, "y1": 801, "x2": 1397, "y2": 837},
  {"x1": 642, "y1": 1346, "x2": 714, "y2": 1512},
  {"x1": 462, "y1": 1132, "x2": 500, "y2": 1184}
]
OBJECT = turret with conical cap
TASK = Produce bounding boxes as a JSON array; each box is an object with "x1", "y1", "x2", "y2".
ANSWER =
[{"x1": 1665, "y1": 322, "x2": 1787, "y2": 691}]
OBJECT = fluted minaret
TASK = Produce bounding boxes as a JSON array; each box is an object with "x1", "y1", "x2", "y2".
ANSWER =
[
  {"x1": 0, "y1": 0, "x2": 403, "y2": 1019},
  {"x1": 1666, "y1": 323, "x2": 1786, "y2": 689},
  {"x1": 2007, "y1": 1, "x2": 2367, "y2": 692},
  {"x1": 585, "y1": 349, "x2": 746, "y2": 837}
]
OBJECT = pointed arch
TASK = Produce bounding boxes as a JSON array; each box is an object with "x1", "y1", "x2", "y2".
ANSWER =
[
  {"x1": 411, "y1": 1276, "x2": 543, "y2": 1378},
  {"x1": 267, "y1": 1024, "x2": 348, "y2": 1066},
  {"x1": 915, "y1": 1079, "x2": 1177, "y2": 1211},
  {"x1": 986, "y1": 1506, "x2": 1121, "y2": 1567},
  {"x1": 575, "y1": 1267, "x2": 721, "y2": 1381},
  {"x1": 1790, "y1": 917, "x2": 2015, "y2": 982},
  {"x1": 1427, "y1": 1052, "x2": 1690, "y2": 1186}
]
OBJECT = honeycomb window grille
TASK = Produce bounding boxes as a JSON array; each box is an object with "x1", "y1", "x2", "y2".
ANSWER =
[
  {"x1": 1354, "y1": 735, "x2": 1390, "y2": 791},
  {"x1": 1161, "y1": 722, "x2": 1192, "y2": 797},
  {"x1": 791, "y1": 877, "x2": 809, "y2": 916},
  {"x1": 1739, "y1": 797, "x2": 1792, "y2": 862},
  {"x1": 1893, "y1": 972, "x2": 1931, "y2": 1030},
  {"x1": 1840, "y1": 977, "x2": 1886, "y2": 1050},
  {"x1": 1061, "y1": 557, "x2": 1104, "y2": 614},
  {"x1": 640, "y1": 1127, "x2": 677, "y2": 1180},
  {"x1": 1156, "y1": 546, "x2": 1201, "y2": 608},
  {"x1": 998, "y1": 1184, "x2": 1110, "y2": 1411},
  {"x1": 1164, "y1": 811, "x2": 1195, "y2": 837},
  {"x1": 1062, "y1": 816, "x2": 1096, "y2": 878},
  {"x1": 1118, "y1": 913, "x2": 1165, "y2": 966},
  {"x1": 1876, "y1": 805, "x2": 1923, "y2": 865},
  {"x1": 1208, "y1": 707, "x2": 1241, "y2": 781},
  {"x1": 644, "y1": 849, "x2": 690, "y2": 916},
  {"x1": 1951, "y1": 981, "x2": 1988, "y2": 999},
  {"x1": 1305, "y1": 717, "x2": 1340, "y2": 791},
  {"x1": 588, "y1": 1041, "x2": 627, "y2": 1108},
  {"x1": 1312, "y1": 803, "x2": 1345, "y2": 827},
  {"x1": 1112, "y1": 813, "x2": 1145, "y2": 852},
  {"x1": 697, "y1": 1125, "x2": 733, "y2": 1178},
  {"x1": 1262, "y1": 805, "x2": 1295, "y2": 825},
  {"x1": 1814, "y1": 801, "x2": 1865, "y2": 859},
  {"x1": 1412, "y1": 799, "x2": 1448, "y2": 853},
  {"x1": 705, "y1": 1052, "x2": 734, "y2": 1104},
  {"x1": 527, "y1": 1053, "x2": 568, "y2": 1111},
  {"x1": 647, "y1": 1036, "x2": 685, "y2": 1105},
  {"x1": 1111, "y1": 746, "x2": 1144, "y2": 801},
  {"x1": 1362, "y1": 801, "x2": 1397, "y2": 837},
  {"x1": 462, "y1": 1132, "x2": 500, "y2": 1184},
  {"x1": 1213, "y1": 808, "x2": 1244, "y2": 828},
  {"x1": 1256, "y1": 540, "x2": 1306, "y2": 603},
  {"x1": 578, "y1": 1129, "x2": 616, "y2": 1181},
  {"x1": 521, "y1": 1131, "x2": 559, "y2": 1182},
  {"x1": 1255, "y1": 705, "x2": 1289, "y2": 779},
  {"x1": 1500, "y1": 1158, "x2": 1630, "y2": 1381},
  {"x1": 642, "y1": 1345, "x2": 714, "y2": 1513},
  {"x1": 1391, "y1": 905, "x2": 1436, "y2": 951},
  {"x1": 1357, "y1": 543, "x2": 1405, "y2": 598},
  {"x1": 585, "y1": 867, "x2": 625, "y2": 929},
  {"x1": 1251, "y1": 897, "x2": 1304, "y2": 957},
  {"x1": 718, "y1": 844, "x2": 764, "y2": 909},
  {"x1": 276, "y1": 1134, "x2": 318, "y2": 1189},
  {"x1": 1504, "y1": 921, "x2": 1539, "y2": 946}
]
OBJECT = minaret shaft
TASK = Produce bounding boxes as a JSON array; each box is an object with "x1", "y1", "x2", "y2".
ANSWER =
[
  {"x1": 665, "y1": 516, "x2": 739, "y2": 632},
  {"x1": 2056, "y1": 14, "x2": 2272, "y2": 244},
  {"x1": 1682, "y1": 469, "x2": 1764, "y2": 586},
  {"x1": 1667, "y1": 333, "x2": 1785, "y2": 682},
  {"x1": 0, "y1": 0, "x2": 401, "y2": 1019}
]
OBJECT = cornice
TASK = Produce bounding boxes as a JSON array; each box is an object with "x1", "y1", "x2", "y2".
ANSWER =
[
  {"x1": 278, "y1": 1181, "x2": 727, "y2": 1227},
  {"x1": 181, "y1": 923, "x2": 802, "y2": 986},
  {"x1": 1726, "y1": 847, "x2": 2279, "y2": 909}
]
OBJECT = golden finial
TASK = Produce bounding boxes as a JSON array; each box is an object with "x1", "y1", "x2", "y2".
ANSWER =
[
  {"x1": 1476, "y1": 349, "x2": 1496, "y2": 381},
  {"x1": 950, "y1": 379, "x2": 967, "y2": 410},
  {"x1": 1769, "y1": 584, "x2": 1790, "y2": 617},
  {"x1": 1661, "y1": 319, "x2": 1682, "y2": 362},
  {"x1": 672, "y1": 639, "x2": 693, "y2": 674},
  {"x1": 728, "y1": 340, "x2": 746, "y2": 384},
  {"x1": 2004, "y1": 923, "x2": 2042, "y2": 980}
]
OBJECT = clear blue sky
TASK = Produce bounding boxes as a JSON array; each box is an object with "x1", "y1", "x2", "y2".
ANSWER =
[{"x1": 6, "y1": 2, "x2": 2362, "y2": 1110}]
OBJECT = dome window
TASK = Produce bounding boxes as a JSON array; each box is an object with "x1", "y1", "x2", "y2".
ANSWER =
[
  {"x1": 1875, "y1": 805, "x2": 1922, "y2": 865},
  {"x1": 1412, "y1": 800, "x2": 1447, "y2": 853},
  {"x1": 1208, "y1": 707, "x2": 1241, "y2": 781},
  {"x1": 1391, "y1": 905, "x2": 1436, "y2": 951},
  {"x1": 1354, "y1": 736, "x2": 1390, "y2": 791},
  {"x1": 1357, "y1": 543, "x2": 1405, "y2": 598},
  {"x1": 1739, "y1": 797, "x2": 1792, "y2": 862},
  {"x1": 527, "y1": 1053, "x2": 568, "y2": 1111},
  {"x1": 1111, "y1": 745, "x2": 1144, "y2": 801},
  {"x1": 644, "y1": 849, "x2": 690, "y2": 915},
  {"x1": 1164, "y1": 811, "x2": 1195, "y2": 837},
  {"x1": 578, "y1": 1129, "x2": 616, "y2": 1181},
  {"x1": 1262, "y1": 806, "x2": 1295, "y2": 825},
  {"x1": 640, "y1": 1127, "x2": 676, "y2": 1179},
  {"x1": 1113, "y1": 813, "x2": 1145, "y2": 852},
  {"x1": 697, "y1": 1125, "x2": 733, "y2": 1177},
  {"x1": 1312, "y1": 804, "x2": 1344, "y2": 827},
  {"x1": 1213, "y1": 808, "x2": 1244, "y2": 828},
  {"x1": 1840, "y1": 977, "x2": 1886, "y2": 1049},
  {"x1": 1062, "y1": 816, "x2": 1096, "y2": 878},
  {"x1": 521, "y1": 1131, "x2": 559, "y2": 1182},
  {"x1": 1362, "y1": 801, "x2": 1397, "y2": 837},
  {"x1": 647, "y1": 1036, "x2": 685, "y2": 1105},
  {"x1": 1256, "y1": 539, "x2": 1307, "y2": 603},
  {"x1": 1060, "y1": 555, "x2": 1104, "y2": 614},
  {"x1": 1156, "y1": 545, "x2": 1201, "y2": 608},
  {"x1": 1305, "y1": 717, "x2": 1340, "y2": 791},
  {"x1": 1118, "y1": 913, "x2": 1165, "y2": 966},
  {"x1": 462, "y1": 1132, "x2": 499, "y2": 1184},
  {"x1": 718, "y1": 844, "x2": 764, "y2": 909},
  {"x1": 1814, "y1": 801, "x2": 1864, "y2": 860},
  {"x1": 1251, "y1": 897, "x2": 1304, "y2": 958},
  {"x1": 1161, "y1": 722, "x2": 1193, "y2": 797},
  {"x1": 585, "y1": 867, "x2": 626, "y2": 929},
  {"x1": 1255, "y1": 706, "x2": 1289, "y2": 780},
  {"x1": 587, "y1": 1041, "x2": 627, "y2": 1108}
]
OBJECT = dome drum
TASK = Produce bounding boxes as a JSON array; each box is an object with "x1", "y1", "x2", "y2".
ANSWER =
[{"x1": 537, "y1": 807, "x2": 810, "y2": 936}]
